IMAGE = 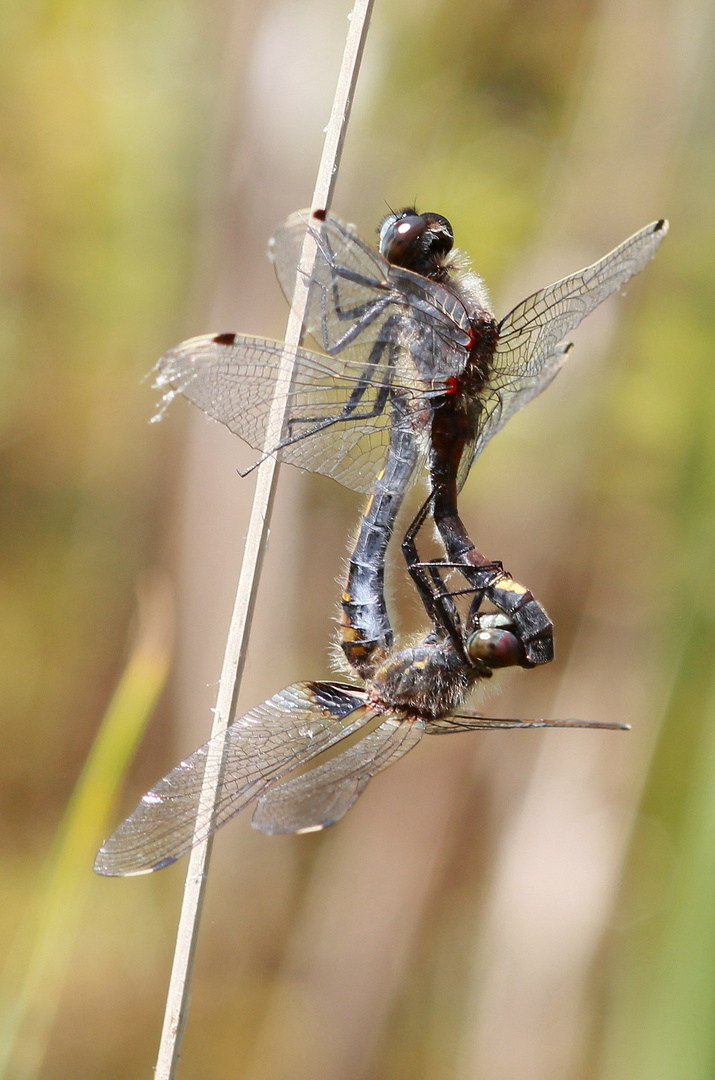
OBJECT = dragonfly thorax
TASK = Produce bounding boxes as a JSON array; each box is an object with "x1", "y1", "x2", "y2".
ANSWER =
[{"x1": 366, "y1": 639, "x2": 475, "y2": 719}]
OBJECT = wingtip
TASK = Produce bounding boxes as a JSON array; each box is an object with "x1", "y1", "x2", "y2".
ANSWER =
[
  {"x1": 585, "y1": 720, "x2": 631, "y2": 731},
  {"x1": 93, "y1": 857, "x2": 164, "y2": 878},
  {"x1": 542, "y1": 718, "x2": 631, "y2": 731},
  {"x1": 93, "y1": 853, "x2": 123, "y2": 877},
  {"x1": 93, "y1": 843, "x2": 176, "y2": 877}
]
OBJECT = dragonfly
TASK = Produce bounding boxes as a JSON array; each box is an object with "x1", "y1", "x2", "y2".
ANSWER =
[
  {"x1": 94, "y1": 561, "x2": 626, "y2": 876},
  {"x1": 154, "y1": 208, "x2": 668, "y2": 673}
]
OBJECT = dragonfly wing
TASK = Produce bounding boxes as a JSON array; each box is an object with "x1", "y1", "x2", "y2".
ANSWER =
[
  {"x1": 155, "y1": 212, "x2": 478, "y2": 496},
  {"x1": 464, "y1": 219, "x2": 668, "y2": 472},
  {"x1": 271, "y1": 210, "x2": 395, "y2": 355},
  {"x1": 457, "y1": 343, "x2": 572, "y2": 488},
  {"x1": 496, "y1": 219, "x2": 667, "y2": 376},
  {"x1": 271, "y1": 210, "x2": 474, "y2": 374},
  {"x1": 154, "y1": 333, "x2": 426, "y2": 495},
  {"x1": 425, "y1": 714, "x2": 629, "y2": 734},
  {"x1": 251, "y1": 713, "x2": 425, "y2": 834},
  {"x1": 94, "y1": 682, "x2": 372, "y2": 876}
]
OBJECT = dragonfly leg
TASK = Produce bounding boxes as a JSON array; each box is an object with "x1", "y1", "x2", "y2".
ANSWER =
[
  {"x1": 402, "y1": 498, "x2": 496, "y2": 672},
  {"x1": 401, "y1": 496, "x2": 445, "y2": 623},
  {"x1": 402, "y1": 494, "x2": 496, "y2": 621},
  {"x1": 307, "y1": 222, "x2": 395, "y2": 353},
  {"x1": 429, "y1": 489, "x2": 554, "y2": 667},
  {"x1": 284, "y1": 330, "x2": 396, "y2": 439}
]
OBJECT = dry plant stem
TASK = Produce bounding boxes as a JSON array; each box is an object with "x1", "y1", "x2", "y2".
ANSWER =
[{"x1": 153, "y1": 2, "x2": 374, "y2": 1077}]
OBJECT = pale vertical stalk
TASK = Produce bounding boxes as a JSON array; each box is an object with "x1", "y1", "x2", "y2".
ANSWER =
[{"x1": 153, "y1": 2, "x2": 374, "y2": 1077}]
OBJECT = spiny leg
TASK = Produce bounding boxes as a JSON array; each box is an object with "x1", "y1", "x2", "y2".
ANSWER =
[
  {"x1": 431, "y1": 485, "x2": 554, "y2": 666},
  {"x1": 402, "y1": 497, "x2": 493, "y2": 669},
  {"x1": 403, "y1": 490, "x2": 553, "y2": 667}
]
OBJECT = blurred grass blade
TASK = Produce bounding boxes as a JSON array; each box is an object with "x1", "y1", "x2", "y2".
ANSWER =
[
  {"x1": 153, "y1": 3, "x2": 375, "y2": 1078},
  {"x1": 602, "y1": 638, "x2": 715, "y2": 1080},
  {"x1": 0, "y1": 574, "x2": 173, "y2": 1080},
  {"x1": 641, "y1": 682, "x2": 715, "y2": 1079}
]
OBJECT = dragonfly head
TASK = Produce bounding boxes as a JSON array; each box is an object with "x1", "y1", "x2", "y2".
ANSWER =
[
  {"x1": 466, "y1": 626, "x2": 526, "y2": 669},
  {"x1": 379, "y1": 209, "x2": 454, "y2": 279}
]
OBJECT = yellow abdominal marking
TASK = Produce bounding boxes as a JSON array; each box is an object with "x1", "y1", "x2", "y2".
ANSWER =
[{"x1": 498, "y1": 578, "x2": 528, "y2": 595}]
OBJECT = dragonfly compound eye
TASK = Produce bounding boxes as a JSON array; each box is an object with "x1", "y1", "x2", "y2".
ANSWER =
[
  {"x1": 379, "y1": 210, "x2": 427, "y2": 266},
  {"x1": 421, "y1": 213, "x2": 454, "y2": 259},
  {"x1": 379, "y1": 208, "x2": 455, "y2": 278},
  {"x1": 466, "y1": 628, "x2": 525, "y2": 669}
]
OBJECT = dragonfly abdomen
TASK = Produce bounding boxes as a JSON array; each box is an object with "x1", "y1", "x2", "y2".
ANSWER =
[{"x1": 340, "y1": 423, "x2": 420, "y2": 678}]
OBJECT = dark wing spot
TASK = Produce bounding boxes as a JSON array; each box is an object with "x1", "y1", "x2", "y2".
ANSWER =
[
  {"x1": 213, "y1": 332, "x2": 236, "y2": 345},
  {"x1": 313, "y1": 208, "x2": 327, "y2": 221},
  {"x1": 305, "y1": 681, "x2": 364, "y2": 714}
]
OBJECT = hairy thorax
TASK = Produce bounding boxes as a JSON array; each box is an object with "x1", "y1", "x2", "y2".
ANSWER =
[{"x1": 366, "y1": 640, "x2": 475, "y2": 719}]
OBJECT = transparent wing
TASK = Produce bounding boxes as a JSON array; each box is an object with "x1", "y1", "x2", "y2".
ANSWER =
[
  {"x1": 151, "y1": 212, "x2": 489, "y2": 498},
  {"x1": 425, "y1": 714, "x2": 630, "y2": 734},
  {"x1": 456, "y1": 344, "x2": 572, "y2": 489},
  {"x1": 94, "y1": 682, "x2": 372, "y2": 876},
  {"x1": 251, "y1": 713, "x2": 424, "y2": 834},
  {"x1": 153, "y1": 333, "x2": 428, "y2": 495},
  {"x1": 463, "y1": 219, "x2": 668, "y2": 474},
  {"x1": 495, "y1": 219, "x2": 667, "y2": 377},
  {"x1": 270, "y1": 210, "x2": 473, "y2": 372},
  {"x1": 271, "y1": 209, "x2": 394, "y2": 355}
]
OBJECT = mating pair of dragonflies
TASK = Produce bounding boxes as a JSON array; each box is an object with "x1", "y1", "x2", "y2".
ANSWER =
[{"x1": 94, "y1": 206, "x2": 667, "y2": 876}]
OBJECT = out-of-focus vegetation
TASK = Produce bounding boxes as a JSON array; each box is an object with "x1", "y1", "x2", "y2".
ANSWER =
[{"x1": 1, "y1": 0, "x2": 714, "y2": 1078}]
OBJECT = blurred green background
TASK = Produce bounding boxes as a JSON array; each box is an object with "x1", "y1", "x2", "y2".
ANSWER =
[{"x1": 1, "y1": 0, "x2": 714, "y2": 1077}]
